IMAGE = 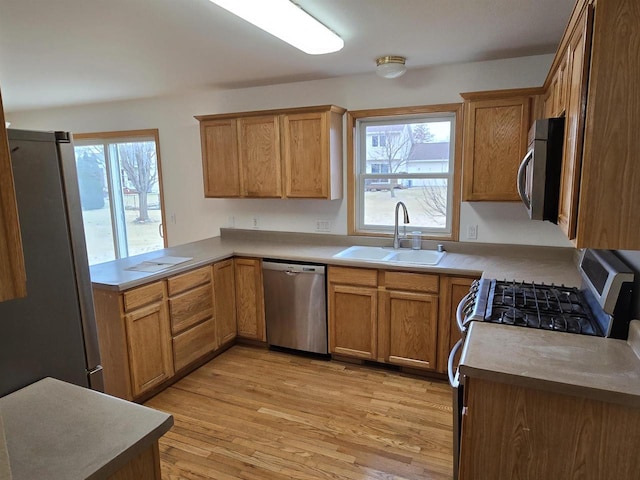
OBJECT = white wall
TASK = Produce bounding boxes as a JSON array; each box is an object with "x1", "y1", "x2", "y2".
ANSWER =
[{"x1": 6, "y1": 53, "x2": 572, "y2": 247}]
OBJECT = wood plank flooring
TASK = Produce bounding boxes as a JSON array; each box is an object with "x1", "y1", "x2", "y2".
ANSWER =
[{"x1": 145, "y1": 345, "x2": 454, "y2": 480}]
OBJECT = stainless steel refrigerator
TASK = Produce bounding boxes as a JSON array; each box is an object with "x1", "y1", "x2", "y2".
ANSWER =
[{"x1": 0, "y1": 129, "x2": 103, "y2": 397}]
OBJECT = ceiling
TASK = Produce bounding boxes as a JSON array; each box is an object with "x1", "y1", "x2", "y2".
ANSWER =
[{"x1": 0, "y1": 0, "x2": 575, "y2": 112}]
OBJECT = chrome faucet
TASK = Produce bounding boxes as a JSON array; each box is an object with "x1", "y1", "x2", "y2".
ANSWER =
[{"x1": 393, "y1": 201, "x2": 410, "y2": 249}]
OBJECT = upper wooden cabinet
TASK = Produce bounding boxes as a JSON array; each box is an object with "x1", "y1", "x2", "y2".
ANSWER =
[
  {"x1": 543, "y1": 0, "x2": 640, "y2": 249},
  {"x1": 461, "y1": 88, "x2": 540, "y2": 201},
  {"x1": 238, "y1": 115, "x2": 282, "y2": 197},
  {"x1": 199, "y1": 119, "x2": 240, "y2": 197},
  {"x1": 196, "y1": 105, "x2": 345, "y2": 200},
  {"x1": 0, "y1": 88, "x2": 27, "y2": 302}
]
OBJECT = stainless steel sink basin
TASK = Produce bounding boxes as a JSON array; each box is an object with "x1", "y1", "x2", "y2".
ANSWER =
[{"x1": 333, "y1": 246, "x2": 445, "y2": 265}]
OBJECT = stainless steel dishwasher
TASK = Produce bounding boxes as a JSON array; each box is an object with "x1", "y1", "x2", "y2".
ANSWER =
[{"x1": 262, "y1": 260, "x2": 328, "y2": 354}]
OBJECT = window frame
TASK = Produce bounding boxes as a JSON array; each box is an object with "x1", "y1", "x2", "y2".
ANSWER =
[
  {"x1": 347, "y1": 104, "x2": 463, "y2": 240},
  {"x1": 73, "y1": 129, "x2": 168, "y2": 262}
]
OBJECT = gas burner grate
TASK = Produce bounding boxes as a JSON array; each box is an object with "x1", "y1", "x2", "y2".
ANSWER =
[{"x1": 485, "y1": 280, "x2": 601, "y2": 336}]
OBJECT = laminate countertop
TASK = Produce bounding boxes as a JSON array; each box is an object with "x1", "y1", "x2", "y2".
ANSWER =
[
  {"x1": 0, "y1": 378, "x2": 173, "y2": 480},
  {"x1": 459, "y1": 320, "x2": 640, "y2": 408},
  {"x1": 90, "y1": 229, "x2": 582, "y2": 291}
]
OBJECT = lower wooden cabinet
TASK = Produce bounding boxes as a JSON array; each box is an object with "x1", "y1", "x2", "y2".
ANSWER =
[
  {"x1": 213, "y1": 259, "x2": 237, "y2": 345},
  {"x1": 167, "y1": 265, "x2": 217, "y2": 372},
  {"x1": 328, "y1": 267, "x2": 378, "y2": 360},
  {"x1": 459, "y1": 377, "x2": 640, "y2": 480},
  {"x1": 123, "y1": 282, "x2": 174, "y2": 399},
  {"x1": 234, "y1": 257, "x2": 266, "y2": 341},
  {"x1": 382, "y1": 290, "x2": 439, "y2": 370},
  {"x1": 329, "y1": 283, "x2": 378, "y2": 360},
  {"x1": 172, "y1": 318, "x2": 217, "y2": 371},
  {"x1": 94, "y1": 262, "x2": 228, "y2": 401},
  {"x1": 328, "y1": 267, "x2": 467, "y2": 372}
]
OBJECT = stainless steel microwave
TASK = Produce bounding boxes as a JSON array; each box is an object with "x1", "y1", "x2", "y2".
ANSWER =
[{"x1": 517, "y1": 117, "x2": 565, "y2": 222}]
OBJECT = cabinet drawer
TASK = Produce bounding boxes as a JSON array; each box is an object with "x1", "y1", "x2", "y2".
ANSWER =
[
  {"x1": 123, "y1": 281, "x2": 164, "y2": 312},
  {"x1": 383, "y1": 271, "x2": 439, "y2": 293},
  {"x1": 328, "y1": 266, "x2": 377, "y2": 287},
  {"x1": 173, "y1": 318, "x2": 217, "y2": 371},
  {"x1": 169, "y1": 283, "x2": 214, "y2": 335},
  {"x1": 167, "y1": 266, "x2": 212, "y2": 296}
]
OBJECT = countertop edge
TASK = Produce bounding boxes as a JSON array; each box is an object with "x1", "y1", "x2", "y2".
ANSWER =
[
  {"x1": 459, "y1": 365, "x2": 640, "y2": 409},
  {"x1": 87, "y1": 415, "x2": 174, "y2": 480}
]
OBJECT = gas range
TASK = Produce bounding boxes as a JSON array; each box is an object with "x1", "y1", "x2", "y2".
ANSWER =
[
  {"x1": 461, "y1": 279, "x2": 602, "y2": 335},
  {"x1": 458, "y1": 249, "x2": 635, "y2": 339}
]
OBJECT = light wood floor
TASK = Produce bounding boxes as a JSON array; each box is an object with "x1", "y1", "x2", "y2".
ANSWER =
[{"x1": 145, "y1": 345, "x2": 454, "y2": 480}]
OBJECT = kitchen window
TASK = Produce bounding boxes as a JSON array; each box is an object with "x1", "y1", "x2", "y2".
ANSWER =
[
  {"x1": 73, "y1": 129, "x2": 167, "y2": 265},
  {"x1": 348, "y1": 104, "x2": 463, "y2": 239}
]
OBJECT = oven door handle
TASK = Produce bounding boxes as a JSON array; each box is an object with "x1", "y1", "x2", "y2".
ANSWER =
[
  {"x1": 447, "y1": 338, "x2": 464, "y2": 388},
  {"x1": 456, "y1": 292, "x2": 473, "y2": 332}
]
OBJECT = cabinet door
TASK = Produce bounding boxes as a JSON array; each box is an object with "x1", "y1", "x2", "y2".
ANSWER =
[
  {"x1": 328, "y1": 283, "x2": 378, "y2": 360},
  {"x1": 213, "y1": 259, "x2": 237, "y2": 345},
  {"x1": 0, "y1": 88, "x2": 27, "y2": 302},
  {"x1": 557, "y1": 6, "x2": 593, "y2": 239},
  {"x1": 125, "y1": 302, "x2": 174, "y2": 398},
  {"x1": 234, "y1": 258, "x2": 266, "y2": 340},
  {"x1": 282, "y1": 111, "x2": 329, "y2": 198},
  {"x1": 462, "y1": 95, "x2": 532, "y2": 201},
  {"x1": 238, "y1": 116, "x2": 282, "y2": 197},
  {"x1": 437, "y1": 276, "x2": 478, "y2": 374},
  {"x1": 200, "y1": 119, "x2": 240, "y2": 197},
  {"x1": 381, "y1": 290, "x2": 438, "y2": 370}
]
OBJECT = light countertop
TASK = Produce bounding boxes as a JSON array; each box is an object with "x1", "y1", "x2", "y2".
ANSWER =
[
  {"x1": 90, "y1": 229, "x2": 582, "y2": 291},
  {"x1": 0, "y1": 378, "x2": 173, "y2": 480},
  {"x1": 459, "y1": 321, "x2": 640, "y2": 408}
]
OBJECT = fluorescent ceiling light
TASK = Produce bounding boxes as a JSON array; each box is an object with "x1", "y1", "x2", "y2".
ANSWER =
[{"x1": 209, "y1": 0, "x2": 344, "y2": 55}]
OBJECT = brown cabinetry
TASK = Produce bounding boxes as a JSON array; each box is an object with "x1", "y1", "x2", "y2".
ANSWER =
[
  {"x1": 123, "y1": 281, "x2": 174, "y2": 399},
  {"x1": 328, "y1": 267, "x2": 471, "y2": 372},
  {"x1": 213, "y1": 259, "x2": 237, "y2": 345},
  {"x1": 0, "y1": 88, "x2": 27, "y2": 302},
  {"x1": 328, "y1": 267, "x2": 378, "y2": 360},
  {"x1": 238, "y1": 115, "x2": 282, "y2": 197},
  {"x1": 461, "y1": 89, "x2": 539, "y2": 201},
  {"x1": 234, "y1": 257, "x2": 266, "y2": 341},
  {"x1": 542, "y1": 0, "x2": 640, "y2": 249},
  {"x1": 459, "y1": 377, "x2": 640, "y2": 480},
  {"x1": 196, "y1": 105, "x2": 345, "y2": 200},
  {"x1": 166, "y1": 266, "x2": 217, "y2": 372},
  {"x1": 379, "y1": 272, "x2": 439, "y2": 370},
  {"x1": 199, "y1": 119, "x2": 240, "y2": 197},
  {"x1": 93, "y1": 263, "x2": 225, "y2": 400}
]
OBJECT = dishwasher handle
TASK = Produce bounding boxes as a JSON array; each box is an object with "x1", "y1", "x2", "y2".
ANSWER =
[{"x1": 262, "y1": 261, "x2": 326, "y2": 275}]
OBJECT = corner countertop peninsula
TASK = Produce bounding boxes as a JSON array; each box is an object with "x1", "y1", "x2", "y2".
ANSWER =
[{"x1": 90, "y1": 228, "x2": 582, "y2": 291}]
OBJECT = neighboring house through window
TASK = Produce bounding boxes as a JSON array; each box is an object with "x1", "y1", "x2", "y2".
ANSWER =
[
  {"x1": 348, "y1": 104, "x2": 463, "y2": 240},
  {"x1": 73, "y1": 129, "x2": 167, "y2": 265}
]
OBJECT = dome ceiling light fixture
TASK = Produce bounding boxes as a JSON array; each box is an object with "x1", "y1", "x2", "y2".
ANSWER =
[
  {"x1": 376, "y1": 56, "x2": 407, "y2": 79},
  {"x1": 209, "y1": 0, "x2": 344, "y2": 55}
]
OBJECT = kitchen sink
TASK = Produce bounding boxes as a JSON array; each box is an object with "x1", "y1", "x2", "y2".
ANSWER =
[
  {"x1": 384, "y1": 249, "x2": 445, "y2": 265},
  {"x1": 332, "y1": 246, "x2": 392, "y2": 261},
  {"x1": 333, "y1": 246, "x2": 446, "y2": 265}
]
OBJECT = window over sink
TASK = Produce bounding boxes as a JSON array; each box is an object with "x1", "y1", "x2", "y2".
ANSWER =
[{"x1": 348, "y1": 104, "x2": 463, "y2": 240}]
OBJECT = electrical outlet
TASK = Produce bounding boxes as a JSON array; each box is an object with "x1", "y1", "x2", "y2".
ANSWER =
[
  {"x1": 227, "y1": 216, "x2": 235, "y2": 228},
  {"x1": 170, "y1": 213, "x2": 177, "y2": 224},
  {"x1": 252, "y1": 216, "x2": 260, "y2": 229},
  {"x1": 467, "y1": 224, "x2": 478, "y2": 240},
  {"x1": 315, "y1": 219, "x2": 331, "y2": 232}
]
